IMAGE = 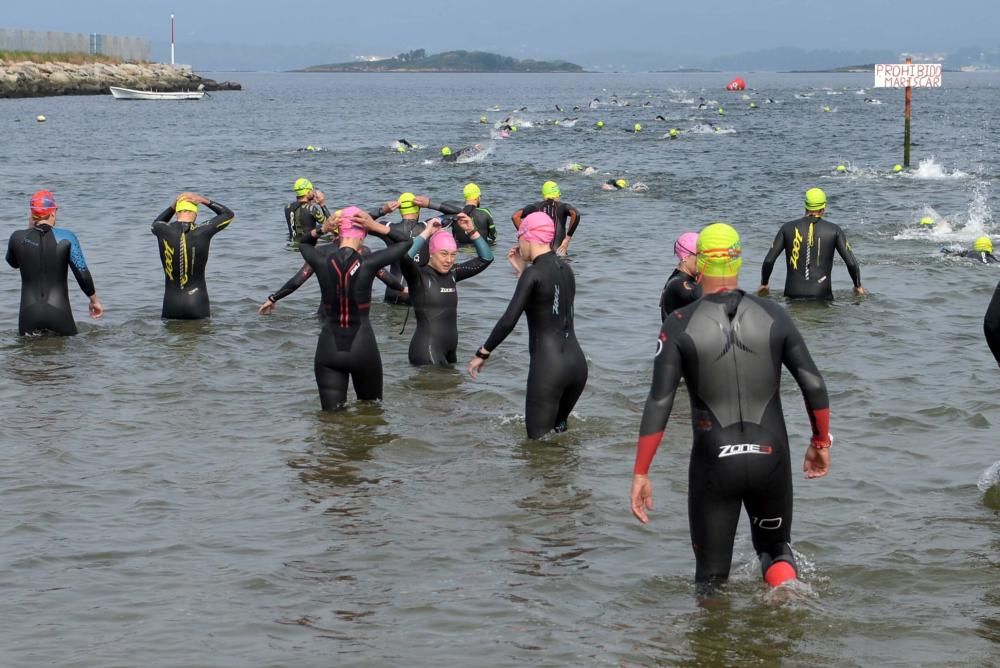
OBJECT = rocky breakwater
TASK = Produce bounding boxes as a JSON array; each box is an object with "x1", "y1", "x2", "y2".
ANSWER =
[{"x1": 0, "y1": 60, "x2": 241, "y2": 98}]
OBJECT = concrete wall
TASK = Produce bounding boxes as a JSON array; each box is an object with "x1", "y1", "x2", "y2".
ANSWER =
[{"x1": 0, "y1": 28, "x2": 151, "y2": 61}]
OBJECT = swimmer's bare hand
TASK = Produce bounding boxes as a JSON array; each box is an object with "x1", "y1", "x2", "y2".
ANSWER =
[
  {"x1": 413, "y1": 195, "x2": 430, "y2": 208},
  {"x1": 312, "y1": 189, "x2": 325, "y2": 206},
  {"x1": 383, "y1": 200, "x2": 400, "y2": 213},
  {"x1": 853, "y1": 286, "x2": 868, "y2": 296},
  {"x1": 351, "y1": 210, "x2": 378, "y2": 230},
  {"x1": 89, "y1": 296, "x2": 103, "y2": 319},
  {"x1": 556, "y1": 238, "x2": 571, "y2": 256},
  {"x1": 507, "y1": 246, "x2": 526, "y2": 276},
  {"x1": 320, "y1": 219, "x2": 338, "y2": 235},
  {"x1": 630, "y1": 475, "x2": 653, "y2": 524},
  {"x1": 424, "y1": 218, "x2": 443, "y2": 234},
  {"x1": 258, "y1": 298, "x2": 276, "y2": 315},
  {"x1": 803, "y1": 445, "x2": 830, "y2": 479},
  {"x1": 757, "y1": 284, "x2": 770, "y2": 296},
  {"x1": 467, "y1": 355, "x2": 486, "y2": 379},
  {"x1": 455, "y1": 212, "x2": 474, "y2": 233},
  {"x1": 400, "y1": 287, "x2": 409, "y2": 299}
]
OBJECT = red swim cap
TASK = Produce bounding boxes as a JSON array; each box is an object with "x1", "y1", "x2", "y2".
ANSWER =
[{"x1": 30, "y1": 190, "x2": 58, "y2": 217}]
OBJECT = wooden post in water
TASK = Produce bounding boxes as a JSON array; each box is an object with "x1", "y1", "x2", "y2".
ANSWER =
[{"x1": 904, "y1": 56, "x2": 912, "y2": 167}]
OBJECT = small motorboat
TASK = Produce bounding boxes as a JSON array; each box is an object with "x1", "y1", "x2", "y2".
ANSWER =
[{"x1": 109, "y1": 86, "x2": 205, "y2": 100}]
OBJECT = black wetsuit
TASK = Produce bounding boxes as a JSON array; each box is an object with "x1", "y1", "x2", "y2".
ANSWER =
[
  {"x1": 985, "y1": 281, "x2": 1000, "y2": 366},
  {"x1": 760, "y1": 215, "x2": 862, "y2": 299},
  {"x1": 6, "y1": 224, "x2": 96, "y2": 335},
  {"x1": 659, "y1": 268, "x2": 701, "y2": 321},
  {"x1": 636, "y1": 290, "x2": 829, "y2": 586},
  {"x1": 441, "y1": 145, "x2": 481, "y2": 163},
  {"x1": 441, "y1": 201, "x2": 497, "y2": 245},
  {"x1": 605, "y1": 179, "x2": 627, "y2": 190},
  {"x1": 482, "y1": 252, "x2": 588, "y2": 438},
  {"x1": 151, "y1": 201, "x2": 234, "y2": 320},
  {"x1": 941, "y1": 249, "x2": 1000, "y2": 264},
  {"x1": 518, "y1": 200, "x2": 581, "y2": 249},
  {"x1": 377, "y1": 201, "x2": 460, "y2": 304},
  {"x1": 298, "y1": 229, "x2": 412, "y2": 409},
  {"x1": 403, "y1": 235, "x2": 493, "y2": 366},
  {"x1": 284, "y1": 200, "x2": 329, "y2": 245},
  {"x1": 268, "y1": 245, "x2": 405, "y2": 312}
]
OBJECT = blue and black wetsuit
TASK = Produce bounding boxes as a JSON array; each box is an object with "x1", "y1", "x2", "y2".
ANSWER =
[
  {"x1": 402, "y1": 235, "x2": 493, "y2": 366},
  {"x1": 482, "y1": 252, "x2": 588, "y2": 438},
  {"x1": 760, "y1": 215, "x2": 861, "y2": 299},
  {"x1": 659, "y1": 268, "x2": 701, "y2": 321},
  {"x1": 636, "y1": 290, "x2": 830, "y2": 588},
  {"x1": 298, "y1": 229, "x2": 412, "y2": 409},
  {"x1": 6, "y1": 224, "x2": 96, "y2": 335},
  {"x1": 151, "y1": 201, "x2": 234, "y2": 319},
  {"x1": 518, "y1": 200, "x2": 580, "y2": 249}
]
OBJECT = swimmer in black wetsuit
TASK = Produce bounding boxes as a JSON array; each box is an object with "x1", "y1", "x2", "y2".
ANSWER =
[
  {"x1": 285, "y1": 178, "x2": 329, "y2": 246},
  {"x1": 468, "y1": 211, "x2": 588, "y2": 439},
  {"x1": 151, "y1": 192, "x2": 234, "y2": 320},
  {"x1": 631, "y1": 222, "x2": 832, "y2": 594},
  {"x1": 403, "y1": 214, "x2": 493, "y2": 366},
  {"x1": 941, "y1": 236, "x2": 1000, "y2": 264},
  {"x1": 985, "y1": 280, "x2": 1000, "y2": 366},
  {"x1": 601, "y1": 178, "x2": 629, "y2": 191},
  {"x1": 659, "y1": 231, "x2": 701, "y2": 321},
  {"x1": 298, "y1": 207, "x2": 412, "y2": 409},
  {"x1": 759, "y1": 187, "x2": 867, "y2": 300},
  {"x1": 445, "y1": 183, "x2": 497, "y2": 245},
  {"x1": 5, "y1": 190, "x2": 103, "y2": 335},
  {"x1": 440, "y1": 144, "x2": 484, "y2": 163},
  {"x1": 376, "y1": 193, "x2": 463, "y2": 304},
  {"x1": 511, "y1": 180, "x2": 581, "y2": 256}
]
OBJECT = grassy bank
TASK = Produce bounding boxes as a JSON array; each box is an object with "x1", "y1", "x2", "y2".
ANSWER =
[{"x1": 0, "y1": 50, "x2": 125, "y2": 65}]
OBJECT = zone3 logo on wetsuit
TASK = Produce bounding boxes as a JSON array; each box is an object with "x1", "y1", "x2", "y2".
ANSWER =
[{"x1": 718, "y1": 443, "x2": 774, "y2": 457}]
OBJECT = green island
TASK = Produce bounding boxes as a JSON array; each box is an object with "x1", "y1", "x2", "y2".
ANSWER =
[{"x1": 297, "y1": 49, "x2": 584, "y2": 73}]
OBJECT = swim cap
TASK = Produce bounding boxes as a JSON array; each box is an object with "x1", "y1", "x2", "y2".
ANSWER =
[
  {"x1": 614, "y1": 179, "x2": 628, "y2": 189},
  {"x1": 479, "y1": 116, "x2": 488, "y2": 123},
  {"x1": 293, "y1": 177, "x2": 313, "y2": 195},
  {"x1": 569, "y1": 163, "x2": 583, "y2": 172},
  {"x1": 596, "y1": 120, "x2": 604, "y2": 128},
  {"x1": 441, "y1": 146, "x2": 452, "y2": 156},
  {"x1": 892, "y1": 164, "x2": 903, "y2": 173},
  {"x1": 669, "y1": 128, "x2": 679, "y2": 137},
  {"x1": 175, "y1": 198, "x2": 199, "y2": 214},
  {"x1": 718, "y1": 107, "x2": 725, "y2": 115},
  {"x1": 674, "y1": 232, "x2": 699, "y2": 261},
  {"x1": 919, "y1": 216, "x2": 934, "y2": 226},
  {"x1": 399, "y1": 192, "x2": 419, "y2": 215},
  {"x1": 396, "y1": 145, "x2": 407, "y2": 153},
  {"x1": 975, "y1": 236, "x2": 993, "y2": 253},
  {"x1": 541, "y1": 180, "x2": 561, "y2": 199},
  {"x1": 463, "y1": 183, "x2": 481, "y2": 201},
  {"x1": 697, "y1": 222, "x2": 742, "y2": 277},
  {"x1": 804, "y1": 187, "x2": 826, "y2": 212},
  {"x1": 29, "y1": 190, "x2": 57, "y2": 217},
  {"x1": 306, "y1": 145, "x2": 315, "y2": 151},
  {"x1": 429, "y1": 230, "x2": 458, "y2": 255},
  {"x1": 518, "y1": 211, "x2": 555, "y2": 245},
  {"x1": 338, "y1": 206, "x2": 367, "y2": 239},
  {"x1": 633, "y1": 123, "x2": 642, "y2": 132},
  {"x1": 835, "y1": 165, "x2": 847, "y2": 172}
]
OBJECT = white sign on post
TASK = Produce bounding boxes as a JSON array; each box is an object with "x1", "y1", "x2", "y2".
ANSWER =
[{"x1": 874, "y1": 63, "x2": 942, "y2": 88}]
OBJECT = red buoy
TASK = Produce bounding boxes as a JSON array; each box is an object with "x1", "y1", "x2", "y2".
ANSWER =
[{"x1": 726, "y1": 77, "x2": 746, "y2": 91}]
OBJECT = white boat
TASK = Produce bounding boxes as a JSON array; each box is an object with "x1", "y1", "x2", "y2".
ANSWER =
[{"x1": 109, "y1": 86, "x2": 205, "y2": 100}]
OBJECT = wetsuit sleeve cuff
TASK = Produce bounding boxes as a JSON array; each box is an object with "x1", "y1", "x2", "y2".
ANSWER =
[
  {"x1": 807, "y1": 406, "x2": 831, "y2": 446},
  {"x1": 634, "y1": 432, "x2": 663, "y2": 475}
]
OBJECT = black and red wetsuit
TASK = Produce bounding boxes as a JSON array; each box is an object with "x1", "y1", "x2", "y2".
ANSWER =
[
  {"x1": 298, "y1": 230, "x2": 412, "y2": 409},
  {"x1": 634, "y1": 290, "x2": 830, "y2": 588}
]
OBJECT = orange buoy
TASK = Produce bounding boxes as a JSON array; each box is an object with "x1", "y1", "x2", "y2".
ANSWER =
[{"x1": 726, "y1": 77, "x2": 746, "y2": 91}]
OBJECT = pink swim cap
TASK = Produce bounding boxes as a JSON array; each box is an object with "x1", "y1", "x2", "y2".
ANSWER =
[
  {"x1": 674, "y1": 232, "x2": 699, "y2": 261},
  {"x1": 428, "y1": 230, "x2": 457, "y2": 254},
  {"x1": 339, "y1": 206, "x2": 366, "y2": 239},
  {"x1": 517, "y1": 211, "x2": 555, "y2": 245}
]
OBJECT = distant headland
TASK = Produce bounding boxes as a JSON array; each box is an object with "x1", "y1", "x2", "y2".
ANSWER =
[{"x1": 296, "y1": 49, "x2": 584, "y2": 73}]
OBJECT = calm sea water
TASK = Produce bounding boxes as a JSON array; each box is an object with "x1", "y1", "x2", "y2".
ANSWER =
[{"x1": 0, "y1": 71, "x2": 997, "y2": 667}]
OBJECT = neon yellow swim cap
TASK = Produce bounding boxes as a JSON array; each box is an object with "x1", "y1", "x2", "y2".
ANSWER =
[
  {"x1": 479, "y1": 116, "x2": 488, "y2": 123},
  {"x1": 823, "y1": 106, "x2": 831, "y2": 112},
  {"x1": 633, "y1": 123, "x2": 642, "y2": 132},
  {"x1": 919, "y1": 216, "x2": 934, "y2": 226},
  {"x1": 175, "y1": 199, "x2": 199, "y2": 214},
  {"x1": 396, "y1": 145, "x2": 407, "y2": 153},
  {"x1": 293, "y1": 177, "x2": 313, "y2": 195},
  {"x1": 541, "y1": 181, "x2": 560, "y2": 199},
  {"x1": 805, "y1": 187, "x2": 827, "y2": 212},
  {"x1": 306, "y1": 145, "x2": 315, "y2": 151},
  {"x1": 669, "y1": 128, "x2": 678, "y2": 137},
  {"x1": 463, "y1": 183, "x2": 481, "y2": 200},
  {"x1": 511, "y1": 125, "x2": 518, "y2": 132},
  {"x1": 893, "y1": 164, "x2": 903, "y2": 173},
  {"x1": 697, "y1": 222, "x2": 742, "y2": 278},
  {"x1": 836, "y1": 165, "x2": 847, "y2": 172},
  {"x1": 975, "y1": 236, "x2": 993, "y2": 253},
  {"x1": 569, "y1": 163, "x2": 583, "y2": 172},
  {"x1": 718, "y1": 107, "x2": 725, "y2": 115},
  {"x1": 596, "y1": 120, "x2": 604, "y2": 128},
  {"x1": 441, "y1": 146, "x2": 452, "y2": 156},
  {"x1": 614, "y1": 179, "x2": 628, "y2": 189},
  {"x1": 399, "y1": 192, "x2": 419, "y2": 215}
]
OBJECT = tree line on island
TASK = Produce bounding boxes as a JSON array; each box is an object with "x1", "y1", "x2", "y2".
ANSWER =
[{"x1": 298, "y1": 49, "x2": 583, "y2": 73}]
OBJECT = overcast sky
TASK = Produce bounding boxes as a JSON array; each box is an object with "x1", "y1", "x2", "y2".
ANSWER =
[{"x1": 3, "y1": 0, "x2": 997, "y2": 69}]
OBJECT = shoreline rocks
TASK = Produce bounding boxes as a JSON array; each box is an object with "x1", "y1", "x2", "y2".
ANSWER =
[{"x1": 0, "y1": 60, "x2": 241, "y2": 98}]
